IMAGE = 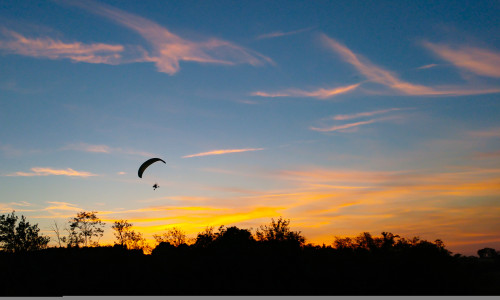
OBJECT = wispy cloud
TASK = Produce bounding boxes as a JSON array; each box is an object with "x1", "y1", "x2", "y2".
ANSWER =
[
  {"x1": 183, "y1": 148, "x2": 264, "y2": 158},
  {"x1": 6, "y1": 167, "x2": 97, "y2": 177},
  {"x1": 332, "y1": 108, "x2": 404, "y2": 121},
  {"x1": 256, "y1": 27, "x2": 314, "y2": 40},
  {"x1": 63, "y1": 143, "x2": 111, "y2": 153},
  {"x1": 69, "y1": 1, "x2": 272, "y2": 75},
  {"x1": 310, "y1": 116, "x2": 397, "y2": 133},
  {"x1": 251, "y1": 83, "x2": 360, "y2": 99},
  {"x1": 467, "y1": 128, "x2": 500, "y2": 138},
  {"x1": 44, "y1": 201, "x2": 83, "y2": 212},
  {"x1": 237, "y1": 99, "x2": 259, "y2": 105},
  {"x1": 62, "y1": 142, "x2": 154, "y2": 157},
  {"x1": 0, "y1": 201, "x2": 34, "y2": 213},
  {"x1": 251, "y1": 91, "x2": 291, "y2": 98},
  {"x1": 312, "y1": 107, "x2": 405, "y2": 133},
  {"x1": 417, "y1": 63, "x2": 439, "y2": 70},
  {"x1": 11, "y1": 201, "x2": 32, "y2": 207},
  {"x1": 0, "y1": 29, "x2": 125, "y2": 64},
  {"x1": 321, "y1": 34, "x2": 500, "y2": 96},
  {"x1": 0, "y1": 203, "x2": 35, "y2": 213},
  {"x1": 423, "y1": 42, "x2": 500, "y2": 78}
]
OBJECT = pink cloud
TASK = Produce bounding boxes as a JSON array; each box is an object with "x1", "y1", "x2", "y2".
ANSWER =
[
  {"x1": 310, "y1": 119, "x2": 379, "y2": 133},
  {"x1": 417, "y1": 63, "x2": 439, "y2": 70},
  {"x1": 183, "y1": 148, "x2": 264, "y2": 158},
  {"x1": 321, "y1": 35, "x2": 500, "y2": 96},
  {"x1": 0, "y1": 29, "x2": 124, "y2": 64},
  {"x1": 62, "y1": 143, "x2": 154, "y2": 157},
  {"x1": 252, "y1": 83, "x2": 360, "y2": 99},
  {"x1": 7, "y1": 167, "x2": 97, "y2": 177},
  {"x1": 423, "y1": 42, "x2": 500, "y2": 78},
  {"x1": 311, "y1": 116, "x2": 401, "y2": 133},
  {"x1": 332, "y1": 108, "x2": 403, "y2": 121},
  {"x1": 256, "y1": 27, "x2": 315, "y2": 40},
  {"x1": 71, "y1": 1, "x2": 273, "y2": 75}
]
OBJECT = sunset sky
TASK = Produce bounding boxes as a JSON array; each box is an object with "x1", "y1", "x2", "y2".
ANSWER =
[{"x1": 1, "y1": 0, "x2": 499, "y2": 255}]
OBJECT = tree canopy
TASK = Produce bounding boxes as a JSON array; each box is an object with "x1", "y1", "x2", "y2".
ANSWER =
[{"x1": 0, "y1": 211, "x2": 50, "y2": 253}]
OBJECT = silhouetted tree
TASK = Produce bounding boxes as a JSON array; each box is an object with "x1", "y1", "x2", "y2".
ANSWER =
[
  {"x1": 0, "y1": 211, "x2": 50, "y2": 252},
  {"x1": 333, "y1": 236, "x2": 355, "y2": 250},
  {"x1": 111, "y1": 219, "x2": 150, "y2": 252},
  {"x1": 153, "y1": 227, "x2": 187, "y2": 247},
  {"x1": 112, "y1": 220, "x2": 133, "y2": 247},
  {"x1": 50, "y1": 220, "x2": 65, "y2": 248},
  {"x1": 381, "y1": 232, "x2": 400, "y2": 250},
  {"x1": 194, "y1": 226, "x2": 217, "y2": 248},
  {"x1": 255, "y1": 217, "x2": 305, "y2": 247},
  {"x1": 478, "y1": 247, "x2": 498, "y2": 259},
  {"x1": 214, "y1": 226, "x2": 255, "y2": 250},
  {"x1": 354, "y1": 232, "x2": 379, "y2": 251},
  {"x1": 68, "y1": 211, "x2": 105, "y2": 247},
  {"x1": 126, "y1": 231, "x2": 151, "y2": 252}
]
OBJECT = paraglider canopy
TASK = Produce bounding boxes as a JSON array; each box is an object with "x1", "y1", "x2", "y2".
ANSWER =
[{"x1": 138, "y1": 158, "x2": 166, "y2": 178}]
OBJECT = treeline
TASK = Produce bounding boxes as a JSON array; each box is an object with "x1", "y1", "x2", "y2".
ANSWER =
[{"x1": 0, "y1": 211, "x2": 499, "y2": 296}]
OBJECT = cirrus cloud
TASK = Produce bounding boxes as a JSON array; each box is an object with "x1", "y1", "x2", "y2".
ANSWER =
[
  {"x1": 62, "y1": 142, "x2": 155, "y2": 157},
  {"x1": 6, "y1": 167, "x2": 97, "y2": 177},
  {"x1": 251, "y1": 83, "x2": 360, "y2": 99},
  {"x1": 183, "y1": 148, "x2": 264, "y2": 158},
  {"x1": 0, "y1": 28, "x2": 125, "y2": 64},
  {"x1": 67, "y1": 1, "x2": 273, "y2": 75},
  {"x1": 321, "y1": 34, "x2": 500, "y2": 96},
  {"x1": 423, "y1": 42, "x2": 500, "y2": 78}
]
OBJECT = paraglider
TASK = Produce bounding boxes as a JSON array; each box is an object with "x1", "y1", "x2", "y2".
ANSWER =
[{"x1": 138, "y1": 158, "x2": 166, "y2": 190}]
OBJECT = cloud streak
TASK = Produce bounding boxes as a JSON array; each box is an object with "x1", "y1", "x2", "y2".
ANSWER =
[
  {"x1": 44, "y1": 201, "x2": 83, "y2": 212},
  {"x1": 0, "y1": 29, "x2": 125, "y2": 64},
  {"x1": 1, "y1": 1, "x2": 273, "y2": 74},
  {"x1": 332, "y1": 108, "x2": 404, "y2": 121},
  {"x1": 252, "y1": 83, "x2": 360, "y2": 99},
  {"x1": 311, "y1": 118, "x2": 381, "y2": 132},
  {"x1": 69, "y1": 1, "x2": 273, "y2": 74},
  {"x1": 423, "y1": 42, "x2": 500, "y2": 78},
  {"x1": 321, "y1": 35, "x2": 500, "y2": 96},
  {"x1": 256, "y1": 27, "x2": 314, "y2": 40},
  {"x1": 183, "y1": 148, "x2": 264, "y2": 158},
  {"x1": 62, "y1": 143, "x2": 154, "y2": 157},
  {"x1": 417, "y1": 63, "x2": 439, "y2": 70},
  {"x1": 7, "y1": 167, "x2": 97, "y2": 177},
  {"x1": 312, "y1": 108, "x2": 404, "y2": 133}
]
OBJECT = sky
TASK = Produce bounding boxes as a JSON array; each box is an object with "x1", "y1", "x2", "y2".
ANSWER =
[{"x1": 1, "y1": 0, "x2": 499, "y2": 255}]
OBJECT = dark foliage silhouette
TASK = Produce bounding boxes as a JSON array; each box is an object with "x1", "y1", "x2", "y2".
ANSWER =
[
  {"x1": 0, "y1": 213, "x2": 499, "y2": 296},
  {"x1": 478, "y1": 247, "x2": 499, "y2": 259},
  {"x1": 153, "y1": 226, "x2": 188, "y2": 247},
  {"x1": 255, "y1": 216, "x2": 305, "y2": 251},
  {"x1": 112, "y1": 220, "x2": 149, "y2": 251},
  {"x1": 68, "y1": 211, "x2": 105, "y2": 247},
  {"x1": 0, "y1": 211, "x2": 50, "y2": 252}
]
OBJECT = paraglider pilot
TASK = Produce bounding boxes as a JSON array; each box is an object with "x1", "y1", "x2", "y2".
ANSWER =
[{"x1": 137, "y1": 157, "x2": 166, "y2": 190}]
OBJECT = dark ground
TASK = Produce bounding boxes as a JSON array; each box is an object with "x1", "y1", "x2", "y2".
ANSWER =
[{"x1": 1, "y1": 244, "x2": 499, "y2": 296}]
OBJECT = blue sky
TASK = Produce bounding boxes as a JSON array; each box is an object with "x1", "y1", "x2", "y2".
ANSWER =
[{"x1": 1, "y1": 0, "x2": 499, "y2": 255}]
